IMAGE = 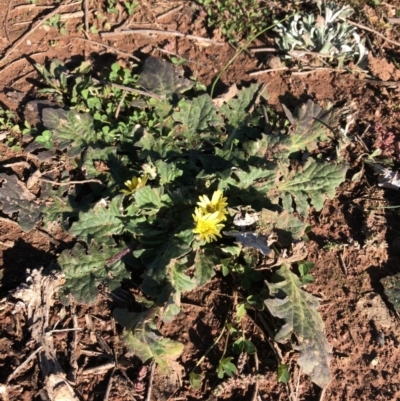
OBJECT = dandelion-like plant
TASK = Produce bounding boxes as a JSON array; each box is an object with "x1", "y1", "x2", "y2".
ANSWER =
[
  {"x1": 197, "y1": 190, "x2": 228, "y2": 221},
  {"x1": 120, "y1": 175, "x2": 148, "y2": 195},
  {"x1": 193, "y1": 190, "x2": 229, "y2": 243}
]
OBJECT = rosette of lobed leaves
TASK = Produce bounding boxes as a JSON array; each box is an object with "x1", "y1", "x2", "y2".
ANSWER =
[{"x1": 274, "y1": 3, "x2": 367, "y2": 67}]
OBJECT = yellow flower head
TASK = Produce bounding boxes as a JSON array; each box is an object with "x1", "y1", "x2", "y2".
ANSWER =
[
  {"x1": 192, "y1": 208, "x2": 225, "y2": 243},
  {"x1": 197, "y1": 190, "x2": 228, "y2": 221},
  {"x1": 120, "y1": 175, "x2": 148, "y2": 195}
]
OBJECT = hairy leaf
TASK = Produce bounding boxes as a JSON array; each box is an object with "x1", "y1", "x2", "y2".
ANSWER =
[
  {"x1": 265, "y1": 160, "x2": 348, "y2": 216},
  {"x1": 156, "y1": 160, "x2": 183, "y2": 185},
  {"x1": 380, "y1": 274, "x2": 400, "y2": 312},
  {"x1": 267, "y1": 100, "x2": 340, "y2": 158},
  {"x1": 140, "y1": 236, "x2": 192, "y2": 299},
  {"x1": 69, "y1": 197, "x2": 125, "y2": 242},
  {"x1": 59, "y1": 242, "x2": 129, "y2": 304},
  {"x1": 123, "y1": 307, "x2": 184, "y2": 373},
  {"x1": 0, "y1": 173, "x2": 41, "y2": 232},
  {"x1": 219, "y1": 84, "x2": 261, "y2": 149},
  {"x1": 259, "y1": 209, "x2": 307, "y2": 246},
  {"x1": 194, "y1": 250, "x2": 217, "y2": 286},
  {"x1": 138, "y1": 57, "x2": 194, "y2": 97},
  {"x1": 228, "y1": 165, "x2": 276, "y2": 189},
  {"x1": 265, "y1": 264, "x2": 331, "y2": 387},
  {"x1": 42, "y1": 108, "x2": 97, "y2": 149},
  {"x1": 135, "y1": 186, "x2": 169, "y2": 210},
  {"x1": 172, "y1": 94, "x2": 223, "y2": 137}
]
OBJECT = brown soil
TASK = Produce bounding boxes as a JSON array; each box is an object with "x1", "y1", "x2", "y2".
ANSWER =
[{"x1": 1, "y1": 1, "x2": 400, "y2": 401}]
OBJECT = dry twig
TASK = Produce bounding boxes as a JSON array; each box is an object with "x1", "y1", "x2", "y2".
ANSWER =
[
  {"x1": 84, "y1": 0, "x2": 89, "y2": 34},
  {"x1": 67, "y1": 302, "x2": 79, "y2": 383},
  {"x1": 73, "y1": 37, "x2": 140, "y2": 61},
  {"x1": 6, "y1": 346, "x2": 43, "y2": 383},
  {"x1": 156, "y1": 5, "x2": 184, "y2": 20},
  {"x1": 346, "y1": 19, "x2": 400, "y2": 48},
  {"x1": 100, "y1": 28, "x2": 225, "y2": 46},
  {"x1": 145, "y1": 363, "x2": 156, "y2": 401},
  {"x1": 249, "y1": 67, "x2": 289, "y2": 76},
  {"x1": 40, "y1": 177, "x2": 103, "y2": 186}
]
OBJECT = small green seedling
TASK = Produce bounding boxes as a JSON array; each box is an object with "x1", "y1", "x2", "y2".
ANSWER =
[
  {"x1": 217, "y1": 357, "x2": 237, "y2": 379},
  {"x1": 298, "y1": 261, "x2": 315, "y2": 284},
  {"x1": 35, "y1": 130, "x2": 53, "y2": 149}
]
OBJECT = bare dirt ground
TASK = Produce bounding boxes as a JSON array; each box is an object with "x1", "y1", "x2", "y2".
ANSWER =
[{"x1": 1, "y1": 1, "x2": 400, "y2": 401}]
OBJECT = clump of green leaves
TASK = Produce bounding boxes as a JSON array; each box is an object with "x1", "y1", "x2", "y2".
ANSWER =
[
  {"x1": 274, "y1": 2, "x2": 367, "y2": 67},
  {"x1": 32, "y1": 56, "x2": 347, "y2": 384},
  {"x1": 196, "y1": 0, "x2": 271, "y2": 44},
  {"x1": 44, "y1": 14, "x2": 67, "y2": 35}
]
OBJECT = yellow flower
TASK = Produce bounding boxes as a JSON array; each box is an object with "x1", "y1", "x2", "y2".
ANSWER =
[
  {"x1": 120, "y1": 175, "x2": 148, "y2": 195},
  {"x1": 197, "y1": 190, "x2": 228, "y2": 221},
  {"x1": 193, "y1": 208, "x2": 225, "y2": 243}
]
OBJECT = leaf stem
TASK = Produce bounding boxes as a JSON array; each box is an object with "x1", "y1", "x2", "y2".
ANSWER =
[
  {"x1": 209, "y1": 13, "x2": 295, "y2": 99},
  {"x1": 189, "y1": 325, "x2": 226, "y2": 374}
]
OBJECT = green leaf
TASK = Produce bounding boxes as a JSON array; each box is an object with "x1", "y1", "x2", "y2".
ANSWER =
[
  {"x1": 267, "y1": 160, "x2": 348, "y2": 216},
  {"x1": 189, "y1": 372, "x2": 204, "y2": 390},
  {"x1": 219, "y1": 84, "x2": 261, "y2": 150},
  {"x1": 156, "y1": 160, "x2": 183, "y2": 185},
  {"x1": 220, "y1": 84, "x2": 260, "y2": 128},
  {"x1": 194, "y1": 250, "x2": 216, "y2": 286},
  {"x1": 264, "y1": 264, "x2": 331, "y2": 388},
  {"x1": 134, "y1": 186, "x2": 165, "y2": 209},
  {"x1": 277, "y1": 364, "x2": 290, "y2": 383},
  {"x1": 217, "y1": 357, "x2": 237, "y2": 378},
  {"x1": 232, "y1": 338, "x2": 256, "y2": 354},
  {"x1": 123, "y1": 307, "x2": 184, "y2": 373},
  {"x1": 42, "y1": 108, "x2": 97, "y2": 150},
  {"x1": 380, "y1": 273, "x2": 400, "y2": 312},
  {"x1": 228, "y1": 165, "x2": 276, "y2": 189},
  {"x1": 172, "y1": 94, "x2": 223, "y2": 136},
  {"x1": 140, "y1": 236, "x2": 192, "y2": 298},
  {"x1": 69, "y1": 197, "x2": 125, "y2": 242},
  {"x1": 59, "y1": 242, "x2": 129, "y2": 304},
  {"x1": 169, "y1": 258, "x2": 197, "y2": 293},
  {"x1": 138, "y1": 56, "x2": 194, "y2": 97},
  {"x1": 259, "y1": 209, "x2": 307, "y2": 246}
]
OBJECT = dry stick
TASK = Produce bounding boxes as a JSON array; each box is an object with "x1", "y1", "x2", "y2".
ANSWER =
[
  {"x1": 156, "y1": 4, "x2": 184, "y2": 20},
  {"x1": 60, "y1": 11, "x2": 84, "y2": 20},
  {"x1": 145, "y1": 363, "x2": 156, "y2": 401},
  {"x1": 11, "y1": 5, "x2": 55, "y2": 12},
  {"x1": 4, "y1": 1, "x2": 12, "y2": 43},
  {"x1": 109, "y1": 82, "x2": 163, "y2": 100},
  {"x1": 6, "y1": 346, "x2": 43, "y2": 383},
  {"x1": 68, "y1": 302, "x2": 79, "y2": 383},
  {"x1": 104, "y1": 367, "x2": 116, "y2": 401},
  {"x1": 0, "y1": 0, "x2": 78, "y2": 65},
  {"x1": 84, "y1": 0, "x2": 89, "y2": 34},
  {"x1": 250, "y1": 351, "x2": 260, "y2": 401},
  {"x1": 100, "y1": 29, "x2": 225, "y2": 46},
  {"x1": 115, "y1": 91, "x2": 127, "y2": 119},
  {"x1": 40, "y1": 177, "x2": 103, "y2": 186},
  {"x1": 248, "y1": 66, "x2": 288, "y2": 76},
  {"x1": 294, "y1": 368, "x2": 302, "y2": 401},
  {"x1": 73, "y1": 37, "x2": 141, "y2": 62},
  {"x1": 346, "y1": 19, "x2": 400, "y2": 48}
]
